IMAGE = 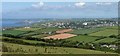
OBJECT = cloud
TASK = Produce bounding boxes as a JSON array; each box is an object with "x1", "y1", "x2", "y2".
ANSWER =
[
  {"x1": 96, "y1": 2, "x2": 112, "y2": 5},
  {"x1": 105, "y1": 2, "x2": 112, "y2": 5},
  {"x1": 32, "y1": 2, "x2": 44, "y2": 8},
  {"x1": 96, "y1": 2, "x2": 103, "y2": 5},
  {"x1": 75, "y1": 2, "x2": 86, "y2": 7}
]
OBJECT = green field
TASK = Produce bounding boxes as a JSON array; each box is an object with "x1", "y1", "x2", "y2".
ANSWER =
[
  {"x1": 34, "y1": 27, "x2": 62, "y2": 33},
  {"x1": 89, "y1": 29, "x2": 118, "y2": 36},
  {"x1": 14, "y1": 28, "x2": 40, "y2": 31},
  {"x1": 66, "y1": 35, "x2": 98, "y2": 43},
  {"x1": 22, "y1": 32, "x2": 36, "y2": 36},
  {"x1": 24, "y1": 27, "x2": 62, "y2": 36},
  {"x1": 94, "y1": 38, "x2": 118, "y2": 43},
  {"x1": 105, "y1": 26, "x2": 118, "y2": 29},
  {"x1": 70, "y1": 27, "x2": 106, "y2": 35},
  {"x1": 32, "y1": 34, "x2": 50, "y2": 38},
  {"x1": 1, "y1": 36, "x2": 46, "y2": 44},
  {"x1": 3, "y1": 42, "x2": 115, "y2": 54},
  {"x1": 22, "y1": 27, "x2": 62, "y2": 37},
  {"x1": 22, "y1": 40, "x2": 46, "y2": 44},
  {"x1": 0, "y1": 30, "x2": 2, "y2": 35},
  {"x1": 2, "y1": 30, "x2": 26, "y2": 36}
]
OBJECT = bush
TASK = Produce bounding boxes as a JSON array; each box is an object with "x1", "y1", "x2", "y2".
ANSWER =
[{"x1": 84, "y1": 34, "x2": 88, "y2": 35}]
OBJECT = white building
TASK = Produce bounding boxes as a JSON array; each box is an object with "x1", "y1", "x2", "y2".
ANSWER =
[
  {"x1": 83, "y1": 22, "x2": 88, "y2": 25},
  {"x1": 24, "y1": 27, "x2": 30, "y2": 28}
]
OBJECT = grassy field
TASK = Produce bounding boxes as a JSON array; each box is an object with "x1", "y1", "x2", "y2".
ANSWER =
[
  {"x1": 14, "y1": 28, "x2": 40, "y2": 31},
  {"x1": 105, "y1": 26, "x2": 118, "y2": 29},
  {"x1": 89, "y1": 29, "x2": 118, "y2": 36},
  {"x1": 22, "y1": 40, "x2": 46, "y2": 44},
  {"x1": 34, "y1": 27, "x2": 62, "y2": 33},
  {"x1": 94, "y1": 38, "x2": 118, "y2": 43},
  {"x1": 22, "y1": 33, "x2": 49, "y2": 39},
  {"x1": 70, "y1": 27, "x2": 106, "y2": 35},
  {"x1": 2, "y1": 42, "x2": 116, "y2": 54},
  {"x1": 2, "y1": 30, "x2": 26, "y2": 36},
  {"x1": 0, "y1": 30, "x2": 2, "y2": 35},
  {"x1": 66, "y1": 35, "x2": 98, "y2": 43},
  {"x1": 22, "y1": 27, "x2": 61, "y2": 37},
  {"x1": 1, "y1": 36, "x2": 46, "y2": 44},
  {"x1": 22, "y1": 32, "x2": 37, "y2": 36},
  {"x1": 22, "y1": 27, "x2": 62, "y2": 36},
  {"x1": 32, "y1": 34, "x2": 50, "y2": 38}
]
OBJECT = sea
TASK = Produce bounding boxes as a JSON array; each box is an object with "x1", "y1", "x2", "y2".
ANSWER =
[{"x1": 1, "y1": 19, "x2": 43, "y2": 28}]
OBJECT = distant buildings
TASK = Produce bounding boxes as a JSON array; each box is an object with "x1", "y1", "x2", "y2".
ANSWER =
[
  {"x1": 40, "y1": 19, "x2": 118, "y2": 29},
  {"x1": 101, "y1": 44, "x2": 118, "y2": 50},
  {"x1": 24, "y1": 27, "x2": 30, "y2": 28},
  {"x1": 82, "y1": 22, "x2": 88, "y2": 25}
]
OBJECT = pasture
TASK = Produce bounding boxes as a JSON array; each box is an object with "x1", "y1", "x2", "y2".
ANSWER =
[
  {"x1": 94, "y1": 38, "x2": 118, "y2": 43},
  {"x1": 34, "y1": 27, "x2": 62, "y2": 33},
  {"x1": 89, "y1": 29, "x2": 118, "y2": 36},
  {"x1": 2, "y1": 42, "x2": 115, "y2": 54},
  {"x1": 105, "y1": 26, "x2": 118, "y2": 29},
  {"x1": 2, "y1": 30, "x2": 26, "y2": 36},
  {"x1": 66, "y1": 35, "x2": 98, "y2": 43},
  {"x1": 1, "y1": 36, "x2": 46, "y2": 44},
  {"x1": 14, "y1": 27, "x2": 40, "y2": 31},
  {"x1": 32, "y1": 34, "x2": 50, "y2": 38},
  {"x1": 0, "y1": 30, "x2": 2, "y2": 35},
  {"x1": 70, "y1": 27, "x2": 106, "y2": 35}
]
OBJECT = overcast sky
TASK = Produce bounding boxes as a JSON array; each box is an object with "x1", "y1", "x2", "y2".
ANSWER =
[{"x1": 2, "y1": 2, "x2": 118, "y2": 19}]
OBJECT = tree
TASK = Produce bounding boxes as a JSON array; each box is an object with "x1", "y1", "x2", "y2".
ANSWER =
[{"x1": 109, "y1": 35, "x2": 117, "y2": 38}]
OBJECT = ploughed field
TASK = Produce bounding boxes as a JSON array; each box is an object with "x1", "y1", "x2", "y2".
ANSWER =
[{"x1": 44, "y1": 33, "x2": 76, "y2": 39}]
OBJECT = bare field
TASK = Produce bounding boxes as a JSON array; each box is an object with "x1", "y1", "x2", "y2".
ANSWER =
[{"x1": 44, "y1": 33, "x2": 77, "y2": 39}]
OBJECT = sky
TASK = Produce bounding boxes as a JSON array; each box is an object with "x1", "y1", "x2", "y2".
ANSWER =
[
  {"x1": 2, "y1": 2, "x2": 119, "y2": 19},
  {"x1": 1, "y1": 0, "x2": 120, "y2": 2}
]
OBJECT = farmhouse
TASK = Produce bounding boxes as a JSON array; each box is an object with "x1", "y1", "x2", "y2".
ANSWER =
[
  {"x1": 56, "y1": 29, "x2": 73, "y2": 33},
  {"x1": 44, "y1": 33, "x2": 76, "y2": 39}
]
